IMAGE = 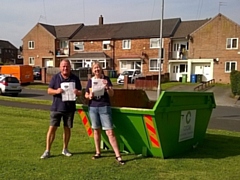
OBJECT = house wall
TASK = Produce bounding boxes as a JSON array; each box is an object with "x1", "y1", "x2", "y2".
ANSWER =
[
  {"x1": 114, "y1": 38, "x2": 170, "y2": 76},
  {"x1": 189, "y1": 14, "x2": 240, "y2": 83},
  {"x1": 69, "y1": 40, "x2": 113, "y2": 58},
  {"x1": 0, "y1": 48, "x2": 18, "y2": 64},
  {"x1": 69, "y1": 38, "x2": 171, "y2": 76},
  {"x1": 22, "y1": 24, "x2": 55, "y2": 67}
]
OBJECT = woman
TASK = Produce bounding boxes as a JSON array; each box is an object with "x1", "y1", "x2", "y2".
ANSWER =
[{"x1": 85, "y1": 61, "x2": 124, "y2": 165}]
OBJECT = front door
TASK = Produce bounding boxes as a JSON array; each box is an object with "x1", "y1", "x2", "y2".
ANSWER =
[{"x1": 203, "y1": 65, "x2": 211, "y2": 81}]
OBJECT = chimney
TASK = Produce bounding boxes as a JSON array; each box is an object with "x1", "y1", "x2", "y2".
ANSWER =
[{"x1": 99, "y1": 15, "x2": 103, "y2": 25}]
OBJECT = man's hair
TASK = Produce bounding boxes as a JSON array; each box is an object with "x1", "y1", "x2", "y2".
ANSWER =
[{"x1": 60, "y1": 59, "x2": 71, "y2": 66}]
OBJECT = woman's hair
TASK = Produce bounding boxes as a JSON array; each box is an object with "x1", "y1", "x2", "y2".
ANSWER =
[
  {"x1": 92, "y1": 61, "x2": 105, "y2": 75},
  {"x1": 92, "y1": 61, "x2": 102, "y2": 69}
]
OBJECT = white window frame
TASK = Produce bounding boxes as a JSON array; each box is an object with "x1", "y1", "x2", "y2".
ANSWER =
[
  {"x1": 60, "y1": 40, "x2": 69, "y2": 49},
  {"x1": 73, "y1": 42, "x2": 84, "y2": 51},
  {"x1": 226, "y1": 38, "x2": 238, "y2": 49},
  {"x1": 98, "y1": 60, "x2": 106, "y2": 69},
  {"x1": 225, "y1": 61, "x2": 237, "y2": 73},
  {"x1": 149, "y1": 58, "x2": 163, "y2": 71},
  {"x1": 28, "y1": 41, "x2": 35, "y2": 49},
  {"x1": 29, "y1": 57, "x2": 35, "y2": 65},
  {"x1": 150, "y1": 38, "x2": 160, "y2": 48},
  {"x1": 120, "y1": 61, "x2": 127, "y2": 69},
  {"x1": 102, "y1": 40, "x2": 111, "y2": 50},
  {"x1": 122, "y1": 40, "x2": 131, "y2": 49}
]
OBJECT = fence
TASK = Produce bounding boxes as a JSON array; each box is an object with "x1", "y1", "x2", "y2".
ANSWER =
[
  {"x1": 135, "y1": 73, "x2": 169, "y2": 90},
  {"x1": 194, "y1": 79, "x2": 215, "y2": 91},
  {"x1": 42, "y1": 67, "x2": 90, "y2": 84}
]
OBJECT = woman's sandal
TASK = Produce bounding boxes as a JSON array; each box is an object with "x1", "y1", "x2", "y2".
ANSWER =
[
  {"x1": 92, "y1": 153, "x2": 101, "y2": 160},
  {"x1": 116, "y1": 156, "x2": 125, "y2": 165}
]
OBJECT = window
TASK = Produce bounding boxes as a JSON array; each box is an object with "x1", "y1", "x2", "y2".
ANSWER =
[
  {"x1": 225, "y1": 61, "x2": 237, "y2": 72},
  {"x1": 29, "y1": 57, "x2": 35, "y2": 65},
  {"x1": 73, "y1": 42, "x2": 84, "y2": 51},
  {"x1": 98, "y1": 60, "x2": 106, "y2": 69},
  {"x1": 149, "y1": 59, "x2": 163, "y2": 71},
  {"x1": 60, "y1": 41, "x2": 68, "y2": 49},
  {"x1": 179, "y1": 64, "x2": 188, "y2": 73},
  {"x1": 102, "y1": 40, "x2": 111, "y2": 50},
  {"x1": 150, "y1": 38, "x2": 160, "y2": 48},
  {"x1": 226, "y1": 38, "x2": 238, "y2": 49},
  {"x1": 28, "y1": 41, "x2": 35, "y2": 49},
  {"x1": 122, "y1": 40, "x2": 131, "y2": 49},
  {"x1": 121, "y1": 61, "x2": 127, "y2": 69}
]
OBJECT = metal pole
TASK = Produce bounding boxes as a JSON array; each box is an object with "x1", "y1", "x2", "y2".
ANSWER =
[{"x1": 157, "y1": 0, "x2": 164, "y2": 99}]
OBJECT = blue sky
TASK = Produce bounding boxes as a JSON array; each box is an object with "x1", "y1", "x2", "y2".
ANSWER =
[{"x1": 0, "y1": 0, "x2": 239, "y2": 48}]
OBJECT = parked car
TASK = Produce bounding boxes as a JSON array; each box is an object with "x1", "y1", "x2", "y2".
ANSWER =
[
  {"x1": 33, "y1": 67, "x2": 41, "y2": 80},
  {"x1": 0, "y1": 74, "x2": 22, "y2": 96},
  {"x1": 117, "y1": 70, "x2": 142, "y2": 84}
]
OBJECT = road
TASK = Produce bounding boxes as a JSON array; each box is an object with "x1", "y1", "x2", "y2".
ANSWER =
[
  {"x1": 0, "y1": 87, "x2": 238, "y2": 132},
  {"x1": 19, "y1": 88, "x2": 52, "y2": 100}
]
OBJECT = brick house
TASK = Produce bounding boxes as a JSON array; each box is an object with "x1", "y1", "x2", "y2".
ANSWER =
[
  {"x1": 169, "y1": 19, "x2": 211, "y2": 82},
  {"x1": 22, "y1": 14, "x2": 239, "y2": 84},
  {"x1": 0, "y1": 40, "x2": 18, "y2": 64},
  {"x1": 69, "y1": 15, "x2": 181, "y2": 77},
  {"x1": 22, "y1": 23, "x2": 83, "y2": 67},
  {"x1": 188, "y1": 13, "x2": 240, "y2": 84}
]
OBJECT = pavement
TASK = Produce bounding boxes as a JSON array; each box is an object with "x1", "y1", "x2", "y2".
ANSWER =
[{"x1": 146, "y1": 84, "x2": 240, "y2": 107}]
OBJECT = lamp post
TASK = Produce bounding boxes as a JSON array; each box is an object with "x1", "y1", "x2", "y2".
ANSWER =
[{"x1": 157, "y1": 0, "x2": 164, "y2": 99}]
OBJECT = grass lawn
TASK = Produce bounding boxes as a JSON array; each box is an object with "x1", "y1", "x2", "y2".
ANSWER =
[
  {"x1": 1, "y1": 105, "x2": 240, "y2": 179},
  {"x1": 0, "y1": 95, "x2": 52, "y2": 105}
]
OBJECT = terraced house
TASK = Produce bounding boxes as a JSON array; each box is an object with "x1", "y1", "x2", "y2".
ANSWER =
[
  {"x1": 0, "y1": 40, "x2": 18, "y2": 64},
  {"x1": 22, "y1": 13, "x2": 240, "y2": 84}
]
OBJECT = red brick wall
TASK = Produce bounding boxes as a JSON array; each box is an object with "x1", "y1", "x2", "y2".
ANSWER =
[
  {"x1": 69, "y1": 38, "x2": 170, "y2": 77},
  {"x1": 22, "y1": 23, "x2": 55, "y2": 67},
  {"x1": 114, "y1": 38, "x2": 170, "y2": 76},
  {"x1": 189, "y1": 14, "x2": 240, "y2": 83}
]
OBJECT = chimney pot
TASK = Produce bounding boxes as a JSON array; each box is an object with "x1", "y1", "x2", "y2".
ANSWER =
[{"x1": 99, "y1": 15, "x2": 103, "y2": 25}]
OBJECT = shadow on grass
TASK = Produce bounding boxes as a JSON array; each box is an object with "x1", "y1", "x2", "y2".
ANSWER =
[{"x1": 174, "y1": 133, "x2": 240, "y2": 159}]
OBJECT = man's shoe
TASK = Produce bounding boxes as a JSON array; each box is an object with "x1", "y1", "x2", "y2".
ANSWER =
[
  {"x1": 62, "y1": 149, "x2": 72, "y2": 157},
  {"x1": 40, "y1": 150, "x2": 50, "y2": 159}
]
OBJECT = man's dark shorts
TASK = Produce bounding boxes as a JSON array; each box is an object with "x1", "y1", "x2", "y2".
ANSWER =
[{"x1": 50, "y1": 111, "x2": 75, "y2": 128}]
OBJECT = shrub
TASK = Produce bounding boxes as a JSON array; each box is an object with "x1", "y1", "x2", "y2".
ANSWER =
[{"x1": 230, "y1": 70, "x2": 240, "y2": 95}]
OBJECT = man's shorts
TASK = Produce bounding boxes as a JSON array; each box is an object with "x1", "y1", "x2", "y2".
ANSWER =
[
  {"x1": 89, "y1": 106, "x2": 113, "y2": 130},
  {"x1": 50, "y1": 111, "x2": 75, "y2": 128}
]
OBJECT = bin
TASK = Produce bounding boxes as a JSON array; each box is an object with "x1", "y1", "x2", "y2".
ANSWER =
[
  {"x1": 190, "y1": 74, "x2": 197, "y2": 83},
  {"x1": 103, "y1": 70, "x2": 110, "y2": 77},
  {"x1": 77, "y1": 90, "x2": 216, "y2": 158},
  {"x1": 196, "y1": 74, "x2": 203, "y2": 83},
  {"x1": 112, "y1": 70, "x2": 117, "y2": 78},
  {"x1": 182, "y1": 74, "x2": 187, "y2": 83},
  {"x1": 179, "y1": 77, "x2": 182, "y2": 82}
]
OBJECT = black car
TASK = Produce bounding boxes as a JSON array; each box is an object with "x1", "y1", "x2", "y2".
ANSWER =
[{"x1": 33, "y1": 67, "x2": 41, "y2": 80}]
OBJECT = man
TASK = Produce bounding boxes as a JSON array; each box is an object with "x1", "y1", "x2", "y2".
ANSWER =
[{"x1": 40, "y1": 59, "x2": 82, "y2": 159}]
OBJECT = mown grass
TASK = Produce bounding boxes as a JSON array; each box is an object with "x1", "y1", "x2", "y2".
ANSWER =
[
  {"x1": 0, "y1": 105, "x2": 240, "y2": 180},
  {"x1": 0, "y1": 95, "x2": 52, "y2": 105}
]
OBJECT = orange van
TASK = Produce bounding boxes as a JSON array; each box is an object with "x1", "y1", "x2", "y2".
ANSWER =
[{"x1": 0, "y1": 65, "x2": 34, "y2": 84}]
